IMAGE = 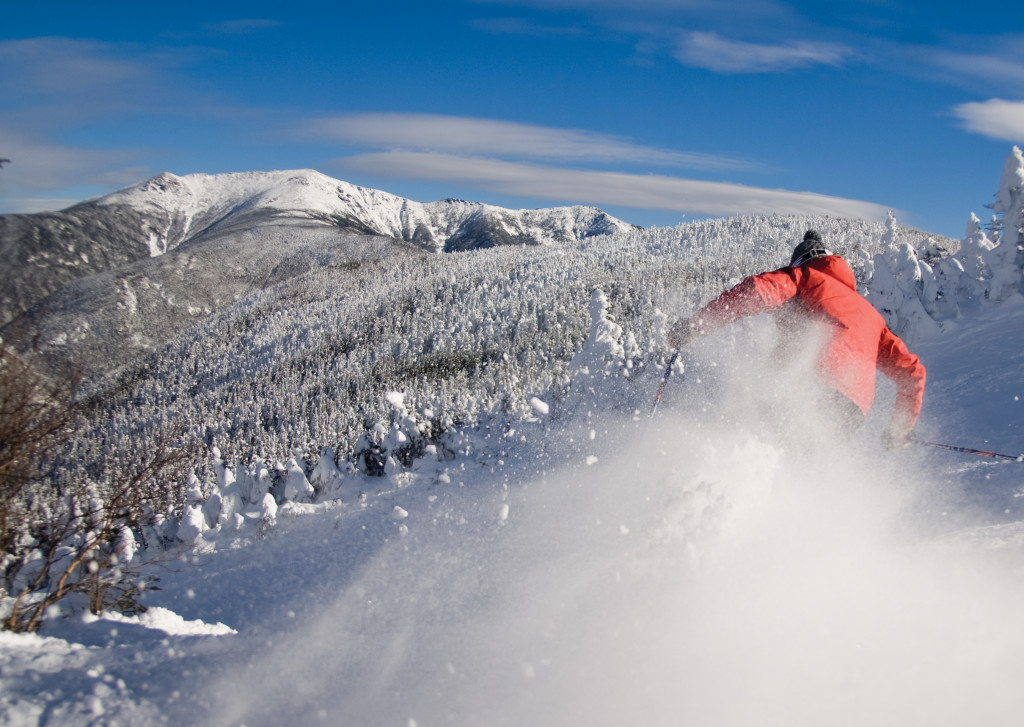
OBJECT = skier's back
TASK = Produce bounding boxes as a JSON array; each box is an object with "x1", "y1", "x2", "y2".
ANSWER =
[{"x1": 669, "y1": 230, "x2": 926, "y2": 447}]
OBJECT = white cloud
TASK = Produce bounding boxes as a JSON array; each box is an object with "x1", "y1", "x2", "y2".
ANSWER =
[
  {"x1": 0, "y1": 36, "x2": 235, "y2": 206},
  {"x1": 951, "y1": 99, "x2": 1024, "y2": 142},
  {"x1": 298, "y1": 113, "x2": 755, "y2": 172},
  {"x1": 0, "y1": 37, "x2": 154, "y2": 102},
  {"x1": 307, "y1": 114, "x2": 890, "y2": 222},
  {"x1": 0, "y1": 36, "x2": 218, "y2": 130},
  {"x1": 336, "y1": 151, "x2": 890, "y2": 220},
  {"x1": 674, "y1": 31, "x2": 850, "y2": 73},
  {"x1": 468, "y1": 0, "x2": 738, "y2": 12},
  {"x1": 0, "y1": 197, "x2": 84, "y2": 214},
  {"x1": 0, "y1": 127, "x2": 150, "y2": 197},
  {"x1": 929, "y1": 48, "x2": 1024, "y2": 89}
]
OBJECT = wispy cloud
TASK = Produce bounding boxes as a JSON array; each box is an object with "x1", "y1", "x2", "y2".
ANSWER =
[
  {"x1": 926, "y1": 38, "x2": 1024, "y2": 91},
  {"x1": 468, "y1": 0, "x2": 736, "y2": 12},
  {"x1": 297, "y1": 113, "x2": 755, "y2": 172},
  {"x1": 0, "y1": 37, "x2": 156, "y2": 107},
  {"x1": 674, "y1": 31, "x2": 851, "y2": 73},
  {"x1": 0, "y1": 36, "x2": 212, "y2": 125},
  {"x1": 336, "y1": 151, "x2": 890, "y2": 220},
  {"x1": 0, "y1": 35, "x2": 241, "y2": 211},
  {"x1": 306, "y1": 112, "x2": 886, "y2": 220},
  {"x1": 0, "y1": 127, "x2": 151, "y2": 197},
  {"x1": 951, "y1": 99, "x2": 1024, "y2": 142},
  {"x1": 0, "y1": 196, "x2": 88, "y2": 214},
  {"x1": 0, "y1": 37, "x2": 215, "y2": 210}
]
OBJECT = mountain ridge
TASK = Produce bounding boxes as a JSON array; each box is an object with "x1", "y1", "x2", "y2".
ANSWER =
[
  {"x1": 0, "y1": 170, "x2": 638, "y2": 378},
  {"x1": 92, "y1": 169, "x2": 637, "y2": 255},
  {"x1": 0, "y1": 169, "x2": 635, "y2": 328}
]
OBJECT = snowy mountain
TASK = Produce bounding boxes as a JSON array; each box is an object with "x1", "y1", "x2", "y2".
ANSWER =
[
  {"x1": 96, "y1": 169, "x2": 635, "y2": 255},
  {"x1": 0, "y1": 169, "x2": 634, "y2": 375},
  {"x1": 0, "y1": 168, "x2": 632, "y2": 325}
]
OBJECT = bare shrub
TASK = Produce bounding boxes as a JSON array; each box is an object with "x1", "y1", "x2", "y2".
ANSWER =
[{"x1": 0, "y1": 330, "x2": 198, "y2": 632}]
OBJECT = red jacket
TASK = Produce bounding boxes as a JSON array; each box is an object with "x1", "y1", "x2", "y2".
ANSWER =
[{"x1": 693, "y1": 255, "x2": 926, "y2": 428}]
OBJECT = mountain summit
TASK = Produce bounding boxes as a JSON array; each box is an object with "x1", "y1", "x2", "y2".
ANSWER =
[
  {"x1": 95, "y1": 169, "x2": 636, "y2": 255},
  {"x1": 0, "y1": 169, "x2": 635, "y2": 327}
]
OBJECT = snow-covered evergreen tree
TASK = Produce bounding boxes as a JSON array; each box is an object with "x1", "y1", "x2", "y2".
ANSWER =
[
  {"x1": 283, "y1": 458, "x2": 315, "y2": 503},
  {"x1": 995, "y1": 145, "x2": 1024, "y2": 249},
  {"x1": 570, "y1": 288, "x2": 625, "y2": 377},
  {"x1": 983, "y1": 147, "x2": 1024, "y2": 301},
  {"x1": 958, "y1": 213, "x2": 996, "y2": 302},
  {"x1": 309, "y1": 447, "x2": 347, "y2": 500}
]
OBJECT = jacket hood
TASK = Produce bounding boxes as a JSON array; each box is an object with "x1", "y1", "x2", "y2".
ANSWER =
[{"x1": 806, "y1": 255, "x2": 858, "y2": 292}]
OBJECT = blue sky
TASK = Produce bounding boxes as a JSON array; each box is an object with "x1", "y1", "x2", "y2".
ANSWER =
[{"x1": 2, "y1": 0, "x2": 1023, "y2": 239}]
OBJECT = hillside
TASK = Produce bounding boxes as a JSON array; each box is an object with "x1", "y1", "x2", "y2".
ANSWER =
[
  {"x1": 3, "y1": 223, "x2": 1024, "y2": 725},
  {"x1": 1, "y1": 170, "x2": 634, "y2": 376},
  {"x1": 66, "y1": 214, "x2": 950, "y2": 479}
]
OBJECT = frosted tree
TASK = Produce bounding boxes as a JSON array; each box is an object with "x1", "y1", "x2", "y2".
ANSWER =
[
  {"x1": 309, "y1": 447, "x2": 347, "y2": 500},
  {"x1": 957, "y1": 213, "x2": 996, "y2": 302},
  {"x1": 866, "y1": 245, "x2": 941, "y2": 342},
  {"x1": 283, "y1": 458, "x2": 315, "y2": 503},
  {"x1": 178, "y1": 503, "x2": 209, "y2": 544},
  {"x1": 382, "y1": 391, "x2": 428, "y2": 470},
  {"x1": 258, "y1": 493, "x2": 278, "y2": 536},
  {"x1": 247, "y1": 458, "x2": 274, "y2": 504},
  {"x1": 881, "y1": 210, "x2": 898, "y2": 253},
  {"x1": 205, "y1": 448, "x2": 241, "y2": 528},
  {"x1": 569, "y1": 289, "x2": 625, "y2": 376},
  {"x1": 565, "y1": 288, "x2": 631, "y2": 415},
  {"x1": 994, "y1": 146, "x2": 1024, "y2": 248},
  {"x1": 924, "y1": 254, "x2": 963, "y2": 321},
  {"x1": 984, "y1": 147, "x2": 1024, "y2": 301}
]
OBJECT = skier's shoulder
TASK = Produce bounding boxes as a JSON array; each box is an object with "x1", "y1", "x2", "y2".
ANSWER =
[{"x1": 800, "y1": 255, "x2": 857, "y2": 290}]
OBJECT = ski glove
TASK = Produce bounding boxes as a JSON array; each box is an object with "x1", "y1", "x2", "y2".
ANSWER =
[
  {"x1": 882, "y1": 422, "x2": 913, "y2": 450},
  {"x1": 668, "y1": 318, "x2": 696, "y2": 350}
]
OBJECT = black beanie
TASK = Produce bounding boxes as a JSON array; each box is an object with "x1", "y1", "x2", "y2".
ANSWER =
[{"x1": 789, "y1": 230, "x2": 830, "y2": 266}]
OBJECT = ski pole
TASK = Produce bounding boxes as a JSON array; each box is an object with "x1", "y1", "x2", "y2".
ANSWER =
[
  {"x1": 650, "y1": 350, "x2": 680, "y2": 418},
  {"x1": 913, "y1": 438, "x2": 1024, "y2": 462}
]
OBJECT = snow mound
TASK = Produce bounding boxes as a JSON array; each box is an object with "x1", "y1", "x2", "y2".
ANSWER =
[{"x1": 93, "y1": 607, "x2": 236, "y2": 637}]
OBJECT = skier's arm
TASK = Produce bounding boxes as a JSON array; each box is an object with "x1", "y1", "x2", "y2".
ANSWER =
[
  {"x1": 876, "y1": 327, "x2": 926, "y2": 446},
  {"x1": 668, "y1": 269, "x2": 798, "y2": 349},
  {"x1": 692, "y1": 268, "x2": 800, "y2": 334}
]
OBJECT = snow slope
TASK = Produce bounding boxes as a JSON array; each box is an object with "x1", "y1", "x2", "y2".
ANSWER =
[{"x1": 4, "y1": 292, "x2": 1024, "y2": 726}]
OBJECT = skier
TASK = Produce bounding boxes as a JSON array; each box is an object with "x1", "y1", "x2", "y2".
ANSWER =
[{"x1": 668, "y1": 230, "x2": 926, "y2": 448}]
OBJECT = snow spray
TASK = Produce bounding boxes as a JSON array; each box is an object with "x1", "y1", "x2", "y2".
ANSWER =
[{"x1": 202, "y1": 320, "x2": 1024, "y2": 727}]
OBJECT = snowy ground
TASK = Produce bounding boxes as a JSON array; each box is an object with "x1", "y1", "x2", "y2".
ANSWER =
[{"x1": 4, "y1": 299, "x2": 1024, "y2": 727}]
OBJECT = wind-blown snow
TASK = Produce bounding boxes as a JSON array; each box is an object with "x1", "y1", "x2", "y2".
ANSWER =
[{"x1": 188, "y1": 305, "x2": 1024, "y2": 727}]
